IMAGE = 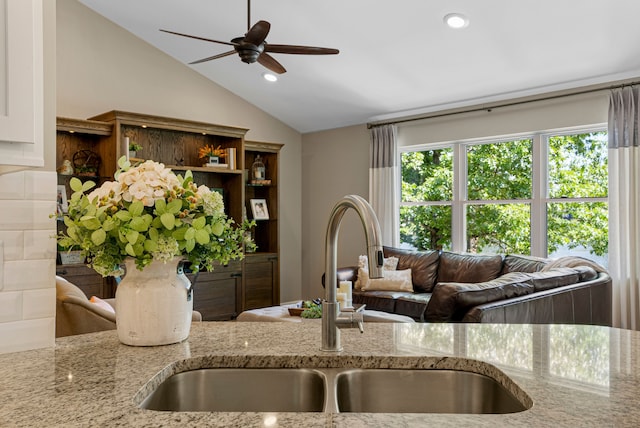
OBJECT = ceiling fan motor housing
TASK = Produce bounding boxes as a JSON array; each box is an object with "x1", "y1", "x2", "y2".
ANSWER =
[{"x1": 232, "y1": 37, "x2": 264, "y2": 64}]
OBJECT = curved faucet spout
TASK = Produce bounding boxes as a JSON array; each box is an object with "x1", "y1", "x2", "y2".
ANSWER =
[{"x1": 322, "y1": 195, "x2": 384, "y2": 352}]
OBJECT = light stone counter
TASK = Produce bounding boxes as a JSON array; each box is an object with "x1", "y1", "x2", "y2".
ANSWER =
[{"x1": 0, "y1": 321, "x2": 638, "y2": 427}]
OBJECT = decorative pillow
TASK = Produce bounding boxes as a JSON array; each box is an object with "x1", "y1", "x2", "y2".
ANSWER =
[
  {"x1": 90, "y1": 296, "x2": 115, "y2": 314},
  {"x1": 358, "y1": 255, "x2": 399, "y2": 271},
  {"x1": 355, "y1": 255, "x2": 399, "y2": 290},
  {"x1": 358, "y1": 268, "x2": 413, "y2": 292}
]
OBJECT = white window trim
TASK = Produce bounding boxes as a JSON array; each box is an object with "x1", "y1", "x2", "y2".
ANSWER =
[{"x1": 398, "y1": 124, "x2": 608, "y2": 257}]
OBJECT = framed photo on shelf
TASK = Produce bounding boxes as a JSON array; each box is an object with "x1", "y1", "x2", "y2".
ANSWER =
[
  {"x1": 56, "y1": 185, "x2": 68, "y2": 217},
  {"x1": 250, "y1": 198, "x2": 269, "y2": 220}
]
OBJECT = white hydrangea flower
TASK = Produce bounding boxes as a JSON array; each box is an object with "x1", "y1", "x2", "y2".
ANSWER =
[{"x1": 199, "y1": 187, "x2": 225, "y2": 217}]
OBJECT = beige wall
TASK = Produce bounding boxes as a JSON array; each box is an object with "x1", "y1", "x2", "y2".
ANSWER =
[
  {"x1": 301, "y1": 91, "x2": 610, "y2": 300},
  {"x1": 301, "y1": 124, "x2": 370, "y2": 299},
  {"x1": 56, "y1": 0, "x2": 303, "y2": 303}
]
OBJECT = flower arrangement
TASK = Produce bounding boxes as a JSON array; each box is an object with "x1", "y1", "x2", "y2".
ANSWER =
[
  {"x1": 198, "y1": 144, "x2": 226, "y2": 159},
  {"x1": 57, "y1": 157, "x2": 253, "y2": 277}
]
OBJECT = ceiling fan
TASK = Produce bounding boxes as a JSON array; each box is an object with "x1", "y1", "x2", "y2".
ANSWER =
[{"x1": 160, "y1": 0, "x2": 339, "y2": 74}]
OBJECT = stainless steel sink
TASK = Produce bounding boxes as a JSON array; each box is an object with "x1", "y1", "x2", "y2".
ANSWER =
[
  {"x1": 139, "y1": 367, "x2": 530, "y2": 414},
  {"x1": 140, "y1": 368, "x2": 326, "y2": 412},
  {"x1": 335, "y1": 369, "x2": 528, "y2": 414}
]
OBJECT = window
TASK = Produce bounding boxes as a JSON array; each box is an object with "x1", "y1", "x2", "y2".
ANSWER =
[{"x1": 399, "y1": 129, "x2": 608, "y2": 265}]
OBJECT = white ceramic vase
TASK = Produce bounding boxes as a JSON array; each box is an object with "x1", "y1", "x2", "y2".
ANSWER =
[{"x1": 115, "y1": 257, "x2": 193, "y2": 346}]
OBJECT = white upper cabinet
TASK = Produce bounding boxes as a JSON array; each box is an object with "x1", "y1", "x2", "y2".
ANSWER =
[{"x1": 0, "y1": 0, "x2": 44, "y2": 167}]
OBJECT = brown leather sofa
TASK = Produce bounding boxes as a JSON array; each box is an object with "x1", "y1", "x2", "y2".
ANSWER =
[{"x1": 334, "y1": 247, "x2": 612, "y2": 326}]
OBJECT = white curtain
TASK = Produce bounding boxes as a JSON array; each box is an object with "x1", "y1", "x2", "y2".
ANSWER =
[
  {"x1": 369, "y1": 124, "x2": 399, "y2": 247},
  {"x1": 609, "y1": 86, "x2": 640, "y2": 330}
]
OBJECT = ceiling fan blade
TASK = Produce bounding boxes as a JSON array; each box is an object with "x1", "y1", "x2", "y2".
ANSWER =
[
  {"x1": 264, "y1": 44, "x2": 339, "y2": 55},
  {"x1": 257, "y1": 53, "x2": 287, "y2": 74},
  {"x1": 245, "y1": 20, "x2": 271, "y2": 46},
  {"x1": 160, "y1": 29, "x2": 238, "y2": 47},
  {"x1": 189, "y1": 50, "x2": 236, "y2": 65}
]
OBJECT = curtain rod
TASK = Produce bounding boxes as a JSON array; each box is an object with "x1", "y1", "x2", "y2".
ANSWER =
[{"x1": 367, "y1": 80, "x2": 640, "y2": 129}]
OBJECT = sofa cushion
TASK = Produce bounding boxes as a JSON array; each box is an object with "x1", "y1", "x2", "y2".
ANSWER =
[
  {"x1": 425, "y1": 272, "x2": 534, "y2": 322},
  {"x1": 395, "y1": 293, "x2": 432, "y2": 320},
  {"x1": 437, "y1": 252, "x2": 503, "y2": 284},
  {"x1": 383, "y1": 246, "x2": 439, "y2": 292},
  {"x1": 524, "y1": 268, "x2": 581, "y2": 292},
  {"x1": 355, "y1": 255, "x2": 401, "y2": 290},
  {"x1": 359, "y1": 268, "x2": 413, "y2": 292},
  {"x1": 353, "y1": 290, "x2": 410, "y2": 313},
  {"x1": 501, "y1": 254, "x2": 549, "y2": 275}
]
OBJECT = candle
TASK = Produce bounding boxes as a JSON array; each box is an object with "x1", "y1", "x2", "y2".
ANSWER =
[
  {"x1": 337, "y1": 292, "x2": 347, "y2": 310},
  {"x1": 339, "y1": 281, "x2": 353, "y2": 307},
  {"x1": 124, "y1": 137, "x2": 130, "y2": 161}
]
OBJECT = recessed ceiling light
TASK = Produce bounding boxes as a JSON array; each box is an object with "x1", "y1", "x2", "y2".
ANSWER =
[
  {"x1": 262, "y1": 72, "x2": 278, "y2": 82},
  {"x1": 444, "y1": 13, "x2": 469, "y2": 29}
]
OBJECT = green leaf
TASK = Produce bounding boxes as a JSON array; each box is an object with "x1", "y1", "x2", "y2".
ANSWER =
[
  {"x1": 129, "y1": 201, "x2": 144, "y2": 217},
  {"x1": 81, "y1": 180, "x2": 96, "y2": 192},
  {"x1": 185, "y1": 238, "x2": 195, "y2": 252},
  {"x1": 172, "y1": 227, "x2": 186, "y2": 240},
  {"x1": 192, "y1": 216, "x2": 206, "y2": 229},
  {"x1": 125, "y1": 243, "x2": 136, "y2": 257},
  {"x1": 161, "y1": 212, "x2": 176, "y2": 229},
  {"x1": 79, "y1": 216, "x2": 102, "y2": 230},
  {"x1": 102, "y1": 217, "x2": 116, "y2": 231},
  {"x1": 130, "y1": 216, "x2": 148, "y2": 232},
  {"x1": 91, "y1": 228, "x2": 106, "y2": 246},
  {"x1": 126, "y1": 230, "x2": 139, "y2": 245},
  {"x1": 155, "y1": 199, "x2": 167, "y2": 213},
  {"x1": 167, "y1": 199, "x2": 183, "y2": 214},
  {"x1": 185, "y1": 228, "x2": 196, "y2": 241},
  {"x1": 195, "y1": 229, "x2": 210, "y2": 245},
  {"x1": 148, "y1": 227, "x2": 159, "y2": 241},
  {"x1": 69, "y1": 177, "x2": 83, "y2": 192},
  {"x1": 115, "y1": 211, "x2": 132, "y2": 222},
  {"x1": 211, "y1": 222, "x2": 224, "y2": 236},
  {"x1": 144, "y1": 239, "x2": 158, "y2": 252}
]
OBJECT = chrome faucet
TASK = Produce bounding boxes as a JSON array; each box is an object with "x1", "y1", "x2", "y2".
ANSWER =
[{"x1": 321, "y1": 195, "x2": 384, "y2": 352}]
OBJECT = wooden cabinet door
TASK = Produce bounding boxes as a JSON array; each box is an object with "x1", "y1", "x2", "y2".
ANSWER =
[
  {"x1": 188, "y1": 261, "x2": 242, "y2": 320},
  {"x1": 243, "y1": 253, "x2": 279, "y2": 310}
]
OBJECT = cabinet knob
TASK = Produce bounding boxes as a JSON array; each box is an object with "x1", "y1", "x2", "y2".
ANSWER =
[
  {"x1": 231, "y1": 272, "x2": 242, "y2": 278},
  {"x1": 56, "y1": 269, "x2": 68, "y2": 275}
]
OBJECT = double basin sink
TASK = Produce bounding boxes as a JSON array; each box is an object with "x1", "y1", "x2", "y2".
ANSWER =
[{"x1": 140, "y1": 367, "x2": 531, "y2": 414}]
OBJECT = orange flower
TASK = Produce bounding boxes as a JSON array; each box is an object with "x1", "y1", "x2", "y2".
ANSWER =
[{"x1": 198, "y1": 144, "x2": 226, "y2": 159}]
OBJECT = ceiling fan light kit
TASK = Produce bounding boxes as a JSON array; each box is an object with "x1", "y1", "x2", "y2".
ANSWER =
[{"x1": 160, "y1": 0, "x2": 339, "y2": 74}]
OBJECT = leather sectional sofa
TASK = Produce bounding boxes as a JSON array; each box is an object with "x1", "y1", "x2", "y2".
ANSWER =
[{"x1": 334, "y1": 247, "x2": 612, "y2": 326}]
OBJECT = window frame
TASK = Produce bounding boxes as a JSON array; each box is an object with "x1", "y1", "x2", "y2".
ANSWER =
[{"x1": 398, "y1": 124, "x2": 608, "y2": 258}]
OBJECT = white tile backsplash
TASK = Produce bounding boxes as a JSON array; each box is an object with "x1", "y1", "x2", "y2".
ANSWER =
[
  {"x1": 24, "y1": 230, "x2": 57, "y2": 260},
  {"x1": 0, "y1": 170, "x2": 57, "y2": 354},
  {"x1": 0, "y1": 291, "x2": 21, "y2": 322},
  {"x1": 0, "y1": 319, "x2": 55, "y2": 354},
  {"x1": 0, "y1": 200, "x2": 57, "y2": 231},
  {"x1": 0, "y1": 171, "x2": 25, "y2": 200},
  {"x1": 24, "y1": 171, "x2": 57, "y2": 200},
  {"x1": 4, "y1": 259, "x2": 55, "y2": 291},
  {"x1": 0, "y1": 231, "x2": 24, "y2": 261},
  {"x1": 23, "y1": 288, "x2": 55, "y2": 319}
]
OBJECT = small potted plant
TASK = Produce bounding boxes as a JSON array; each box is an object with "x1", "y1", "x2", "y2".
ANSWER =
[
  {"x1": 128, "y1": 142, "x2": 142, "y2": 159},
  {"x1": 199, "y1": 144, "x2": 226, "y2": 166},
  {"x1": 57, "y1": 243, "x2": 85, "y2": 265}
]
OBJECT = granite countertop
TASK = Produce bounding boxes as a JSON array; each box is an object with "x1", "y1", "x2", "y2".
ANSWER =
[{"x1": 1, "y1": 321, "x2": 639, "y2": 427}]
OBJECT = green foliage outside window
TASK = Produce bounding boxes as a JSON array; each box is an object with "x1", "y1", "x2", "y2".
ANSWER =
[{"x1": 400, "y1": 132, "x2": 608, "y2": 257}]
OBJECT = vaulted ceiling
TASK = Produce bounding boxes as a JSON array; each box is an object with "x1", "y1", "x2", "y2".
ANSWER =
[{"x1": 79, "y1": 0, "x2": 640, "y2": 133}]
